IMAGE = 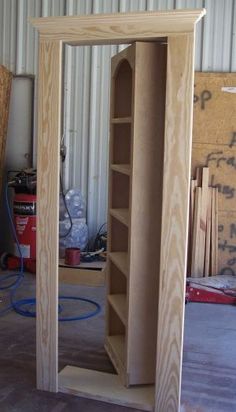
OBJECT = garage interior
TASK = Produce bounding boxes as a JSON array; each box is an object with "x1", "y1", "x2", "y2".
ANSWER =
[{"x1": 0, "y1": 1, "x2": 236, "y2": 412}]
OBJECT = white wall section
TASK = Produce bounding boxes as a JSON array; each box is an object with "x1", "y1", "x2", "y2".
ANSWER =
[{"x1": 0, "y1": 0, "x2": 235, "y2": 240}]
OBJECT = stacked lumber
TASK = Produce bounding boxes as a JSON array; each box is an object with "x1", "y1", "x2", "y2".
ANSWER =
[
  {"x1": 188, "y1": 167, "x2": 218, "y2": 277},
  {"x1": 0, "y1": 65, "x2": 12, "y2": 197}
]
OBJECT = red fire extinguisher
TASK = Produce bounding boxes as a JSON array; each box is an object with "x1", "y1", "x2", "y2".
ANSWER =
[{"x1": 13, "y1": 193, "x2": 36, "y2": 262}]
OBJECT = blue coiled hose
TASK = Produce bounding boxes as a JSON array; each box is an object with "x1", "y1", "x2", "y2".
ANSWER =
[{"x1": 0, "y1": 183, "x2": 101, "y2": 321}]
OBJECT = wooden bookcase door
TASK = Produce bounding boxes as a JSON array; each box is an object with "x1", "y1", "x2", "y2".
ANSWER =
[
  {"x1": 105, "y1": 41, "x2": 167, "y2": 386},
  {"x1": 31, "y1": 9, "x2": 206, "y2": 411}
]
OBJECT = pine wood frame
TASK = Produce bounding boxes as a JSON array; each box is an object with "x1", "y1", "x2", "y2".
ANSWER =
[{"x1": 31, "y1": 9, "x2": 205, "y2": 411}]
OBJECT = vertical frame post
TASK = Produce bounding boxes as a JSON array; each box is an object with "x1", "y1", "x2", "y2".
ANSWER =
[
  {"x1": 155, "y1": 32, "x2": 195, "y2": 411},
  {"x1": 36, "y1": 38, "x2": 62, "y2": 392}
]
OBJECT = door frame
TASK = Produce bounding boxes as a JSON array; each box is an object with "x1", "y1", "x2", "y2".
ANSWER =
[{"x1": 30, "y1": 9, "x2": 205, "y2": 411}]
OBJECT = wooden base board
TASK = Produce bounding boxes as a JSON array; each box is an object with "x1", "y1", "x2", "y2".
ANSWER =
[
  {"x1": 58, "y1": 366, "x2": 154, "y2": 411},
  {"x1": 59, "y1": 261, "x2": 106, "y2": 286}
]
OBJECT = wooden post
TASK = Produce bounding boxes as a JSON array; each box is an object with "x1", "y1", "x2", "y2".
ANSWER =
[
  {"x1": 36, "y1": 38, "x2": 62, "y2": 392},
  {"x1": 0, "y1": 65, "x2": 12, "y2": 197},
  {"x1": 155, "y1": 33, "x2": 195, "y2": 412}
]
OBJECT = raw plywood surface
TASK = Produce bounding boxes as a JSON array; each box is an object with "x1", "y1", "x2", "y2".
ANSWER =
[
  {"x1": 192, "y1": 73, "x2": 236, "y2": 275},
  {"x1": 0, "y1": 65, "x2": 12, "y2": 196},
  {"x1": 127, "y1": 42, "x2": 166, "y2": 385}
]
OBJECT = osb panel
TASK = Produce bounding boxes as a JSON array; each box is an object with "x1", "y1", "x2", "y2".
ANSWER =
[
  {"x1": 193, "y1": 73, "x2": 236, "y2": 145},
  {"x1": 0, "y1": 65, "x2": 12, "y2": 196},
  {"x1": 192, "y1": 72, "x2": 236, "y2": 275},
  {"x1": 218, "y1": 211, "x2": 236, "y2": 276}
]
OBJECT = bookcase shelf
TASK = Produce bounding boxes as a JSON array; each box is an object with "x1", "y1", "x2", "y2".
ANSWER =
[
  {"x1": 109, "y1": 252, "x2": 129, "y2": 277},
  {"x1": 110, "y1": 208, "x2": 129, "y2": 227},
  {"x1": 110, "y1": 164, "x2": 130, "y2": 176},
  {"x1": 105, "y1": 335, "x2": 125, "y2": 378},
  {"x1": 111, "y1": 117, "x2": 132, "y2": 124},
  {"x1": 108, "y1": 294, "x2": 127, "y2": 325}
]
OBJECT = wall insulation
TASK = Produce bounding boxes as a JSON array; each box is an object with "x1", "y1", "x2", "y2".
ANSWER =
[{"x1": 0, "y1": 0, "x2": 235, "y2": 240}]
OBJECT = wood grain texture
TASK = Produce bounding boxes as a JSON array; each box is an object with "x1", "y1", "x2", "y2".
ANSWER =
[
  {"x1": 30, "y1": 9, "x2": 205, "y2": 44},
  {"x1": 211, "y1": 188, "x2": 219, "y2": 276},
  {"x1": 58, "y1": 366, "x2": 154, "y2": 412},
  {"x1": 155, "y1": 33, "x2": 195, "y2": 412},
  {"x1": 198, "y1": 167, "x2": 209, "y2": 275},
  {"x1": 0, "y1": 65, "x2": 12, "y2": 197},
  {"x1": 191, "y1": 187, "x2": 202, "y2": 277},
  {"x1": 31, "y1": 8, "x2": 205, "y2": 405},
  {"x1": 204, "y1": 188, "x2": 212, "y2": 276},
  {"x1": 36, "y1": 39, "x2": 62, "y2": 392}
]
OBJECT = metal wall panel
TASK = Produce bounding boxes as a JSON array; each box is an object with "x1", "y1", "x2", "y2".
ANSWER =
[
  {"x1": 63, "y1": 0, "x2": 93, "y2": 238},
  {"x1": 0, "y1": 0, "x2": 17, "y2": 72},
  {"x1": 147, "y1": 0, "x2": 175, "y2": 10},
  {"x1": 232, "y1": 0, "x2": 236, "y2": 71},
  {"x1": 202, "y1": 0, "x2": 234, "y2": 71},
  {"x1": 175, "y1": 0, "x2": 204, "y2": 70},
  {"x1": 0, "y1": 0, "x2": 236, "y2": 241},
  {"x1": 41, "y1": 0, "x2": 65, "y2": 16},
  {"x1": 16, "y1": 0, "x2": 41, "y2": 74},
  {"x1": 86, "y1": 1, "x2": 120, "y2": 237}
]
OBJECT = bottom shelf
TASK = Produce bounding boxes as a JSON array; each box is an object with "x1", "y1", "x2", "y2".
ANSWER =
[{"x1": 105, "y1": 335, "x2": 125, "y2": 382}]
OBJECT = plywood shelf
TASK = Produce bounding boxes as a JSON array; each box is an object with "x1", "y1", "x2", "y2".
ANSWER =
[
  {"x1": 109, "y1": 252, "x2": 129, "y2": 277},
  {"x1": 105, "y1": 335, "x2": 125, "y2": 378},
  {"x1": 108, "y1": 294, "x2": 127, "y2": 325},
  {"x1": 111, "y1": 164, "x2": 131, "y2": 176},
  {"x1": 111, "y1": 117, "x2": 132, "y2": 124},
  {"x1": 110, "y1": 208, "x2": 129, "y2": 227}
]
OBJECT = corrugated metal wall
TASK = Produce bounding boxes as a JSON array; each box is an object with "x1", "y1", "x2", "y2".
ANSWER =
[{"x1": 0, "y1": 0, "x2": 236, "y2": 240}]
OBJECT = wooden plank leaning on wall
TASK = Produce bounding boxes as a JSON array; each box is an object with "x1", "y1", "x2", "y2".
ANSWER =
[{"x1": 0, "y1": 65, "x2": 12, "y2": 196}]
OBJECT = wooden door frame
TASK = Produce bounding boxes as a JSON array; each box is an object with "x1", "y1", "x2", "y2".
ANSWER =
[{"x1": 30, "y1": 9, "x2": 205, "y2": 411}]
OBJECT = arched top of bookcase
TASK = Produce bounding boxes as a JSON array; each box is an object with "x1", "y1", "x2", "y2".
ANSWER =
[{"x1": 113, "y1": 59, "x2": 132, "y2": 119}]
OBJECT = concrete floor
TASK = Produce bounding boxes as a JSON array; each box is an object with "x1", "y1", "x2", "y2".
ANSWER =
[{"x1": 0, "y1": 274, "x2": 236, "y2": 412}]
